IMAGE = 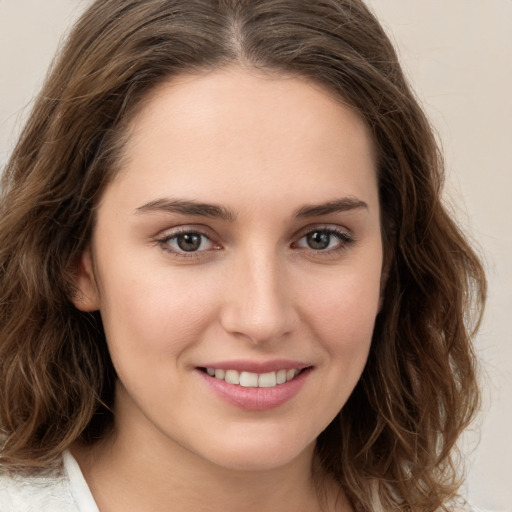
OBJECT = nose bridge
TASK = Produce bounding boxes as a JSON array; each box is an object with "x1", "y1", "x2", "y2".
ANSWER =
[{"x1": 220, "y1": 245, "x2": 297, "y2": 344}]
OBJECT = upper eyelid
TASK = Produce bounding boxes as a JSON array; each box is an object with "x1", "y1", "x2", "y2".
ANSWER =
[
  {"x1": 155, "y1": 224, "x2": 353, "y2": 238},
  {"x1": 155, "y1": 229, "x2": 218, "y2": 258},
  {"x1": 154, "y1": 223, "x2": 354, "y2": 247},
  {"x1": 155, "y1": 225, "x2": 216, "y2": 244},
  {"x1": 155, "y1": 224, "x2": 215, "y2": 239},
  {"x1": 292, "y1": 226, "x2": 356, "y2": 253},
  {"x1": 293, "y1": 223, "x2": 353, "y2": 239}
]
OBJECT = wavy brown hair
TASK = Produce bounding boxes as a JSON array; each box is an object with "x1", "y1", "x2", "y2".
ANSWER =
[{"x1": 0, "y1": 1, "x2": 486, "y2": 510}]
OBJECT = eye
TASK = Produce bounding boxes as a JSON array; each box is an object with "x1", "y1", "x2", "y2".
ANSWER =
[
  {"x1": 294, "y1": 227, "x2": 353, "y2": 251},
  {"x1": 158, "y1": 229, "x2": 218, "y2": 255}
]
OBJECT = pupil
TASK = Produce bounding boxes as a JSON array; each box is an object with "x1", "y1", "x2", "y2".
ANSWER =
[
  {"x1": 177, "y1": 233, "x2": 201, "y2": 252},
  {"x1": 307, "y1": 231, "x2": 330, "y2": 250}
]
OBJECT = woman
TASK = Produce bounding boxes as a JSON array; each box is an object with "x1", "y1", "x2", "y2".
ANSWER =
[{"x1": 0, "y1": 1, "x2": 486, "y2": 511}]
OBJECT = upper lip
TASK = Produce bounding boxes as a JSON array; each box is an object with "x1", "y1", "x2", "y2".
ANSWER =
[{"x1": 197, "y1": 359, "x2": 312, "y2": 373}]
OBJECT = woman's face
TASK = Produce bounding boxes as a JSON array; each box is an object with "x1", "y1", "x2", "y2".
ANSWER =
[{"x1": 74, "y1": 68, "x2": 383, "y2": 472}]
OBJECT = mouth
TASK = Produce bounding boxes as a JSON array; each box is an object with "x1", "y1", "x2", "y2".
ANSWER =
[
  {"x1": 197, "y1": 363, "x2": 313, "y2": 411},
  {"x1": 198, "y1": 367, "x2": 308, "y2": 388}
]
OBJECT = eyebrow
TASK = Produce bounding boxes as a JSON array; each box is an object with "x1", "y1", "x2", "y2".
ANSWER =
[
  {"x1": 135, "y1": 198, "x2": 237, "y2": 221},
  {"x1": 294, "y1": 197, "x2": 368, "y2": 218},
  {"x1": 135, "y1": 196, "x2": 368, "y2": 221}
]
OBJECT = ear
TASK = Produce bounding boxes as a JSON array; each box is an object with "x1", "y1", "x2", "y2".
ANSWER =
[{"x1": 71, "y1": 248, "x2": 100, "y2": 312}]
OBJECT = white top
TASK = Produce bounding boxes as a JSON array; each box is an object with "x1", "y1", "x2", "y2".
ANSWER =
[
  {"x1": 0, "y1": 452, "x2": 493, "y2": 512},
  {"x1": 0, "y1": 451, "x2": 99, "y2": 512}
]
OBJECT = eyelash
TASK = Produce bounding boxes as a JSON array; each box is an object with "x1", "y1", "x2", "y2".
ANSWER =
[
  {"x1": 156, "y1": 228, "x2": 219, "y2": 258},
  {"x1": 293, "y1": 227, "x2": 355, "y2": 254},
  {"x1": 155, "y1": 226, "x2": 355, "y2": 259}
]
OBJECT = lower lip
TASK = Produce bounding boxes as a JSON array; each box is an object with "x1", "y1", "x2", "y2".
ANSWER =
[{"x1": 198, "y1": 368, "x2": 311, "y2": 411}]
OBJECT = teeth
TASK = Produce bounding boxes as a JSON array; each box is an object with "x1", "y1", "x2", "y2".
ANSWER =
[
  {"x1": 240, "y1": 371, "x2": 258, "y2": 387},
  {"x1": 206, "y1": 368, "x2": 302, "y2": 387},
  {"x1": 224, "y1": 369, "x2": 240, "y2": 385},
  {"x1": 258, "y1": 371, "x2": 277, "y2": 387}
]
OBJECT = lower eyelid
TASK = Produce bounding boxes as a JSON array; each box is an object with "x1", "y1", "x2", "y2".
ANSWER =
[
  {"x1": 156, "y1": 229, "x2": 217, "y2": 254},
  {"x1": 155, "y1": 226, "x2": 353, "y2": 255}
]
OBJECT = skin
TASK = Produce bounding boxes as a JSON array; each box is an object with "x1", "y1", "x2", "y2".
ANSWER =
[{"x1": 72, "y1": 67, "x2": 384, "y2": 512}]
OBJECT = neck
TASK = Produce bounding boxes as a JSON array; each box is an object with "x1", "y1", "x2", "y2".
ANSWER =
[
  {"x1": 71, "y1": 387, "x2": 350, "y2": 512},
  {"x1": 74, "y1": 436, "x2": 332, "y2": 512}
]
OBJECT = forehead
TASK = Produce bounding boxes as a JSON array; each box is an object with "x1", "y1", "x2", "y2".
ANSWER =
[{"x1": 106, "y1": 67, "x2": 378, "y2": 214}]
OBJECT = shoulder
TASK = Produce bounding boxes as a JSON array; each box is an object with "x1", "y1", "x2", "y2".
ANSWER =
[
  {"x1": 0, "y1": 450, "x2": 99, "y2": 512},
  {"x1": 0, "y1": 468, "x2": 79, "y2": 512}
]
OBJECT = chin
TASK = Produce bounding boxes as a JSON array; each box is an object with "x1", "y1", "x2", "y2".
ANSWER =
[{"x1": 193, "y1": 433, "x2": 316, "y2": 472}]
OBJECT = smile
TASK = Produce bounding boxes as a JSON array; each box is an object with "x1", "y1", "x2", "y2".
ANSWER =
[
  {"x1": 198, "y1": 364, "x2": 312, "y2": 410},
  {"x1": 203, "y1": 368, "x2": 301, "y2": 388}
]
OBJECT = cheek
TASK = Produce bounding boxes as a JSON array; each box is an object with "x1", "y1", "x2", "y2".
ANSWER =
[
  {"x1": 97, "y1": 264, "x2": 221, "y2": 363},
  {"x1": 295, "y1": 264, "x2": 382, "y2": 357}
]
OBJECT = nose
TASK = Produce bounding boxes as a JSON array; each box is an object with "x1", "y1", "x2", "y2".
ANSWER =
[{"x1": 219, "y1": 249, "x2": 299, "y2": 345}]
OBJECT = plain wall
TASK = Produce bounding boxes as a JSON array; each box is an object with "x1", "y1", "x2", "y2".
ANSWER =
[{"x1": 1, "y1": 1, "x2": 511, "y2": 510}]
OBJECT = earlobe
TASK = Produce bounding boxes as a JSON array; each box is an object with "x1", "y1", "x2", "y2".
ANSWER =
[{"x1": 71, "y1": 248, "x2": 100, "y2": 312}]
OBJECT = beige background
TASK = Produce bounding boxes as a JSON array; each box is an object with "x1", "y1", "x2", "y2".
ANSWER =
[{"x1": 1, "y1": 1, "x2": 511, "y2": 509}]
